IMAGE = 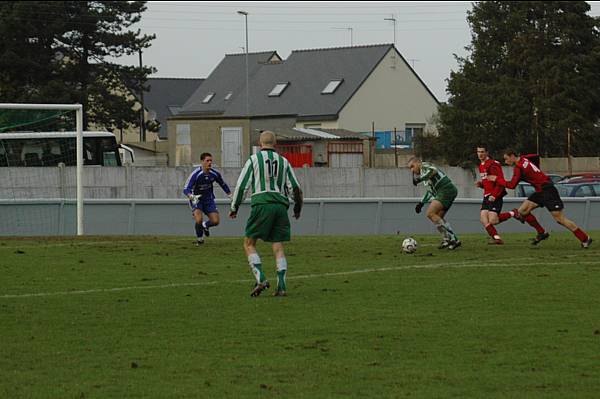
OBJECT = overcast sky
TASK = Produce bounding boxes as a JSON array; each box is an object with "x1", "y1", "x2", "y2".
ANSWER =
[{"x1": 117, "y1": 1, "x2": 600, "y2": 102}]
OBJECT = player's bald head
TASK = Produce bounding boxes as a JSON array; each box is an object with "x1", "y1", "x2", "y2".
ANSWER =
[
  {"x1": 260, "y1": 130, "x2": 276, "y2": 147},
  {"x1": 407, "y1": 156, "x2": 422, "y2": 174}
]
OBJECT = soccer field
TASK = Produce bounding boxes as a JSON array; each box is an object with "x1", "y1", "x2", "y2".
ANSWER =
[{"x1": 1, "y1": 233, "x2": 599, "y2": 398}]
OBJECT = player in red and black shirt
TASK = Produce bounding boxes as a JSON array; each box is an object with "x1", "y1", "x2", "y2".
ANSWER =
[
  {"x1": 488, "y1": 149, "x2": 592, "y2": 248},
  {"x1": 474, "y1": 146, "x2": 508, "y2": 244}
]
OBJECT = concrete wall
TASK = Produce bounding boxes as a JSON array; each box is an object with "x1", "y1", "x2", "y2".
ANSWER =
[
  {"x1": 373, "y1": 151, "x2": 415, "y2": 168},
  {"x1": 541, "y1": 157, "x2": 599, "y2": 174},
  {"x1": 1, "y1": 197, "x2": 598, "y2": 237},
  {"x1": 337, "y1": 48, "x2": 439, "y2": 134},
  {"x1": 0, "y1": 165, "x2": 507, "y2": 201}
]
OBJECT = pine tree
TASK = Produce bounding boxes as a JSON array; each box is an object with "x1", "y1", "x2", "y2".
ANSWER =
[
  {"x1": 0, "y1": 1, "x2": 155, "y2": 131},
  {"x1": 433, "y1": 1, "x2": 600, "y2": 165}
]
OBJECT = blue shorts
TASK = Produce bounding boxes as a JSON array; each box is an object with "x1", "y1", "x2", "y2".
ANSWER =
[{"x1": 190, "y1": 199, "x2": 218, "y2": 215}]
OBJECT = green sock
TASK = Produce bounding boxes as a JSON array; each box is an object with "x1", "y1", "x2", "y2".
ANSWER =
[
  {"x1": 277, "y1": 270, "x2": 287, "y2": 291},
  {"x1": 253, "y1": 264, "x2": 266, "y2": 283},
  {"x1": 248, "y1": 254, "x2": 266, "y2": 283}
]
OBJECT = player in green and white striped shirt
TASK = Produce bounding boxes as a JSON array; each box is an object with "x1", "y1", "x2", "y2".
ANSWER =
[
  {"x1": 408, "y1": 157, "x2": 461, "y2": 250},
  {"x1": 229, "y1": 131, "x2": 303, "y2": 297}
]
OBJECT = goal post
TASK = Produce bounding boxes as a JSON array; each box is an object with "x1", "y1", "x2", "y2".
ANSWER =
[{"x1": 0, "y1": 103, "x2": 84, "y2": 235}]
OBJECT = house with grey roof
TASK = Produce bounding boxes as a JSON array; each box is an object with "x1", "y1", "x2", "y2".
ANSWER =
[
  {"x1": 145, "y1": 77, "x2": 204, "y2": 139},
  {"x1": 167, "y1": 44, "x2": 439, "y2": 167}
]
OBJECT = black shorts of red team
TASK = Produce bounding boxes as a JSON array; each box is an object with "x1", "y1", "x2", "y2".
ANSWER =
[
  {"x1": 527, "y1": 183, "x2": 564, "y2": 211},
  {"x1": 480, "y1": 196, "x2": 503, "y2": 213}
]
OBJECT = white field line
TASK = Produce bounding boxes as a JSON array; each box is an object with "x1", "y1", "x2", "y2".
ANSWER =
[
  {"x1": 0, "y1": 239, "x2": 458, "y2": 249},
  {"x1": 0, "y1": 238, "x2": 195, "y2": 249},
  {"x1": 1, "y1": 257, "x2": 598, "y2": 299}
]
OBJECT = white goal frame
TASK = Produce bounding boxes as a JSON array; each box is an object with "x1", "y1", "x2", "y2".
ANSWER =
[{"x1": 0, "y1": 103, "x2": 84, "y2": 235}]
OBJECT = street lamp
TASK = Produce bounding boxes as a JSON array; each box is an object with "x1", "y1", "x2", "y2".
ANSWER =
[
  {"x1": 237, "y1": 10, "x2": 249, "y2": 117},
  {"x1": 384, "y1": 15, "x2": 396, "y2": 47}
]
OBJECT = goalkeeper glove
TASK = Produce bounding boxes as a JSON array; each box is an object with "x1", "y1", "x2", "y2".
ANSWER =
[
  {"x1": 415, "y1": 202, "x2": 424, "y2": 214},
  {"x1": 189, "y1": 194, "x2": 201, "y2": 205}
]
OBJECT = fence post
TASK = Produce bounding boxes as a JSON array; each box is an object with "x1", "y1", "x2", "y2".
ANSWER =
[
  {"x1": 58, "y1": 163, "x2": 66, "y2": 198},
  {"x1": 375, "y1": 200, "x2": 383, "y2": 234},
  {"x1": 317, "y1": 201, "x2": 324, "y2": 234},
  {"x1": 583, "y1": 198, "x2": 591, "y2": 231},
  {"x1": 128, "y1": 201, "x2": 136, "y2": 234},
  {"x1": 58, "y1": 199, "x2": 65, "y2": 235}
]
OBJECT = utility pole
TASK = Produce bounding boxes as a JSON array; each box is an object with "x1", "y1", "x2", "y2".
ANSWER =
[
  {"x1": 394, "y1": 127, "x2": 398, "y2": 168},
  {"x1": 567, "y1": 128, "x2": 572, "y2": 176},
  {"x1": 138, "y1": 49, "x2": 145, "y2": 142},
  {"x1": 534, "y1": 107, "x2": 539, "y2": 154}
]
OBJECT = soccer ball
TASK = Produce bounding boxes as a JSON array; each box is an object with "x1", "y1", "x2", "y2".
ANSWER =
[{"x1": 402, "y1": 237, "x2": 418, "y2": 254}]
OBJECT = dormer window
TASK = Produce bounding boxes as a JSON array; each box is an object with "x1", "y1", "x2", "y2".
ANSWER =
[
  {"x1": 268, "y1": 82, "x2": 289, "y2": 97},
  {"x1": 202, "y1": 92, "x2": 215, "y2": 103},
  {"x1": 224, "y1": 92, "x2": 233, "y2": 101},
  {"x1": 321, "y1": 79, "x2": 343, "y2": 94}
]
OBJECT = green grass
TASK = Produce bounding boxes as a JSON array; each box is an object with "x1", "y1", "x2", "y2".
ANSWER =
[{"x1": 1, "y1": 232, "x2": 599, "y2": 398}]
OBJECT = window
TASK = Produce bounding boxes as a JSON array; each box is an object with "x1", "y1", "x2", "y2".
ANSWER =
[
  {"x1": 404, "y1": 123, "x2": 425, "y2": 146},
  {"x1": 224, "y1": 92, "x2": 233, "y2": 101},
  {"x1": 268, "y1": 82, "x2": 289, "y2": 97},
  {"x1": 202, "y1": 92, "x2": 215, "y2": 103},
  {"x1": 321, "y1": 79, "x2": 343, "y2": 94},
  {"x1": 573, "y1": 185, "x2": 593, "y2": 197}
]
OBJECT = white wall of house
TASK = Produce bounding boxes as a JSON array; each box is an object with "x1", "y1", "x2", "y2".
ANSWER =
[{"x1": 336, "y1": 48, "x2": 439, "y2": 134}]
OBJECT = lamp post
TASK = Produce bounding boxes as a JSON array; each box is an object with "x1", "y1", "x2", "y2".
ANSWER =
[
  {"x1": 138, "y1": 49, "x2": 146, "y2": 142},
  {"x1": 237, "y1": 10, "x2": 249, "y2": 117},
  {"x1": 384, "y1": 15, "x2": 396, "y2": 46}
]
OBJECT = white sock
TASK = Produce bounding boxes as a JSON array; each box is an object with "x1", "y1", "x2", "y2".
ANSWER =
[
  {"x1": 248, "y1": 253, "x2": 262, "y2": 283},
  {"x1": 276, "y1": 257, "x2": 287, "y2": 272}
]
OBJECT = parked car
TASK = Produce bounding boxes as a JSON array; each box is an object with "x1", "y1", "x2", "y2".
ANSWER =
[
  {"x1": 555, "y1": 182, "x2": 600, "y2": 197},
  {"x1": 558, "y1": 173, "x2": 600, "y2": 184},
  {"x1": 516, "y1": 182, "x2": 536, "y2": 197},
  {"x1": 547, "y1": 174, "x2": 565, "y2": 184},
  {"x1": 516, "y1": 181, "x2": 600, "y2": 197}
]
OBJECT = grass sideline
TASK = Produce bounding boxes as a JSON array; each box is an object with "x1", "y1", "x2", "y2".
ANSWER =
[{"x1": 1, "y1": 232, "x2": 599, "y2": 398}]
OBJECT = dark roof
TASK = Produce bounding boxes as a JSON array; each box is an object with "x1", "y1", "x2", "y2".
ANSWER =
[
  {"x1": 144, "y1": 77, "x2": 204, "y2": 138},
  {"x1": 179, "y1": 44, "x2": 418, "y2": 119},
  {"x1": 181, "y1": 51, "x2": 280, "y2": 116}
]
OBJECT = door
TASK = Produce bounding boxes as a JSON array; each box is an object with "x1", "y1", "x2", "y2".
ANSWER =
[{"x1": 221, "y1": 127, "x2": 242, "y2": 167}]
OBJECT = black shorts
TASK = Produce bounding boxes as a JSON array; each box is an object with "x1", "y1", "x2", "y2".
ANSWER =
[
  {"x1": 527, "y1": 183, "x2": 564, "y2": 211},
  {"x1": 481, "y1": 196, "x2": 503, "y2": 213}
]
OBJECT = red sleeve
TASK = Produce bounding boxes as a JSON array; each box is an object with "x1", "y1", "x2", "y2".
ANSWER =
[
  {"x1": 490, "y1": 163, "x2": 505, "y2": 197},
  {"x1": 496, "y1": 166, "x2": 521, "y2": 189}
]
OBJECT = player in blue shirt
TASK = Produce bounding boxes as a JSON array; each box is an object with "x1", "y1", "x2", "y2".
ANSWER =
[{"x1": 183, "y1": 152, "x2": 232, "y2": 245}]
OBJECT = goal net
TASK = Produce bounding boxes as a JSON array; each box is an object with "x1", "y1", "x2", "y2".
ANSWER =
[{"x1": 0, "y1": 103, "x2": 84, "y2": 236}]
